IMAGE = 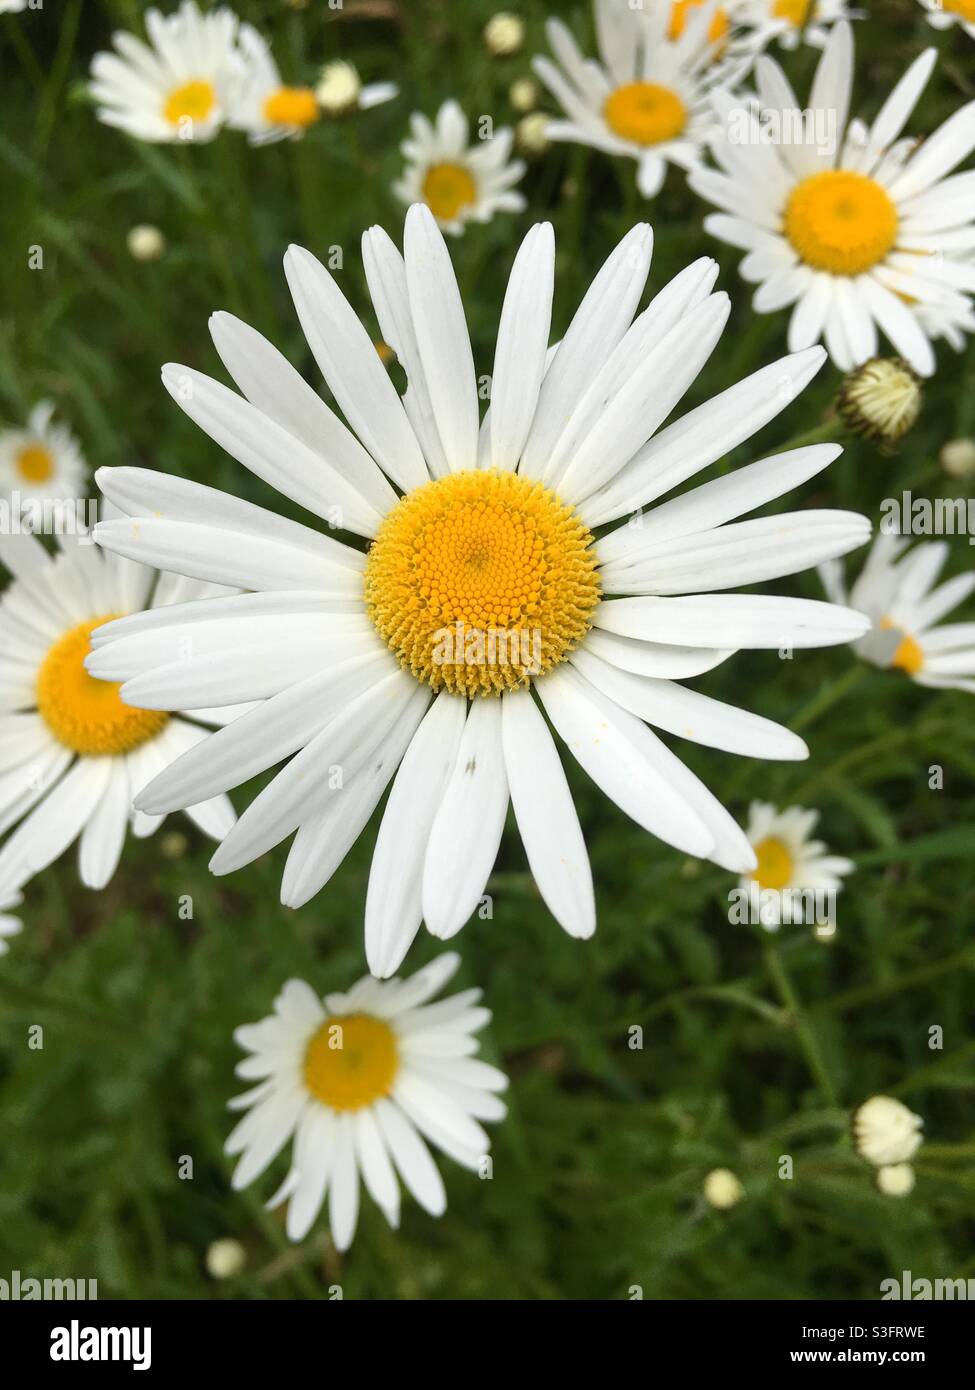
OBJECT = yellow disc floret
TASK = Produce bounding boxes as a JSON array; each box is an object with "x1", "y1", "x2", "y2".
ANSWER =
[
  {"x1": 751, "y1": 836, "x2": 795, "y2": 891},
  {"x1": 772, "y1": 0, "x2": 813, "y2": 25},
  {"x1": 262, "y1": 86, "x2": 320, "y2": 128},
  {"x1": 668, "y1": 0, "x2": 730, "y2": 45},
  {"x1": 784, "y1": 170, "x2": 899, "y2": 276},
  {"x1": 36, "y1": 617, "x2": 169, "y2": 757},
  {"x1": 15, "y1": 444, "x2": 54, "y2": 484},
  {"x1": 943, "y1": 0, "x2": 975, "y2": 19},
  {"x1": 364, "y1": 469, "x2": 601, "y2": 697},
  {"x1": 303, "y1": 1013, "x2": 399, "y2": 1112},
  {"x1": 422, "y1": 162, "x2": 478, "y2": 222},
  {"x1": 604, "y1": 81, "x2": 687, "y2": 146},
  {"x1": 163, "y1": 79, "x2": 217, "y2": 126}
]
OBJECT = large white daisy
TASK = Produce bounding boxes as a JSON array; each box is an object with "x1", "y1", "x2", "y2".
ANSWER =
[
  {"x1": 91, "y1": 204, "x2": 870, "y2": 977},
  {"x1": 0, "y1": 401, "x2": 87, "y2": 518},
  {"x1": 690, "y1": 23, "x2": 975, "y2": 375},
  {"x1": 0, "y1": 530, "x2": 240, "y2": 894},
  {"x1": 532, "y1": 0, "x2": 750, "y2": 198},
  {"x1": 0, "y1": 890, "x2": 22, "y2": 956},
  {"x1": 821, "y1": 532, "x2": 975, "y2": 695},
  {"x1": 740, "y1": 799, "x2": 853, "y2": 929},
  {"x1": 919, "y1": 0, "x2": 975, "y2": 41},
  {"x1": 88, "y1": 1, "x2": 244, "y2": 145},
  {"x1": 393, "y1": 101, "x2": 526, "y2": 236},
  {"x1": 226, "y1": 952, "x2": 508, "y2": 1249}
]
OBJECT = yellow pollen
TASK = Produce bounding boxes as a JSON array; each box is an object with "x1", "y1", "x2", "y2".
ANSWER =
[
  {"x1": 604, "y1": 81, "x2": 687, "y2": 146},
  {"x1": 784, "y1": 170, "x2": 899, "y2": 276},
  {"x1": 36, "y1": 617, "x2": 169, "y2": 757},
  {"x1": 303, "y1": 1013, "x2": 399, "y2": 1112},
  {"x1": 15, "y1": 444, "x2": 54, "y2": 484},
  {"x1": 364, "y1": 469, "x2": 601, "y2": 698},
  {"x1": 163, "y1": 79, "x2": 216, "y2": 126},
  {"x1": 751, "y1": 836, "x2": 795, "y2": 892},
  {"x1": 880, "y1": 619, "x2": 924, "y2": 676},
  {"x1": 943, "y1": 0, "x2": 975, "y2": 19},
  {"x1": 667, "y1": 0, "x2": 730, "y2": 45},
  {"x1": 262, "y1": 86, "x2": 320, "y2": 128},
  {"x1": 375, "y1": 339, "x2": 396, "y2": 365},
  {"x1": 421, "y1": 162, "x2": 478, "y2": 222},
  {"x1": 772, "y1": 0, "x2": 813, "y2": 25}
]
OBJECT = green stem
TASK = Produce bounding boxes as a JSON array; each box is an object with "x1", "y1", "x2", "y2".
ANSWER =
[
  {"x1": 764, "y1": 943, "x2": 840, "y2": 1108},
  {"x1": 790, "y1": 662, "x2": 867, "y2": 734}
]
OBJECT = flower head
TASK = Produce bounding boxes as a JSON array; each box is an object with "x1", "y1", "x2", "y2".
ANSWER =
[
  {"x1": 703, "y1": 1167, "x2": 744, "y2": 1208},
  {"x1": 836, "y1": 358, "x2": 922, "y2": 444},
  {"x1": 394, "y1": 101, "x2": 526, "y2": 235},
  {"x1": 93, "y1": 205, "x2": 870, "y2": 976},
  {"x1": 853, "y1": 1095, "x2": 923, "y2": 1166},
  {"x1": 127, "y1": 225, "x2": 167, "y2": 262},
  {"x1": 226, "y1": 952, "x2": 508, "y2": 1249},
  {"x1": 0, "y1": 402, "x2": 86, "y2": 516},
  {"x1": 485, "y1": 12, "x2": 526, "y2": 57},
  {"x1": 741, "y1": 800, "x2": 853, "y2": 929}
]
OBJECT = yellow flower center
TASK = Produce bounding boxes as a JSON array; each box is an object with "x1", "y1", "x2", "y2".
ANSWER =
[
  {"x1": 751, "y1": 836, "x2": 795, "y2": 891},
  {"x1": 943, "y1": 0, "x2": 975, "y2": 19},
  {"x1": 784, "y1": 170, "x2": 899, "y2": 276},
  {"x1": 880, "y1": 619, "x2": 924, "y2": 676},
  {"x1": 163, "y1": 79, "x2": 217, "y2": 127},
  {"x1": 604, "y1": 82, "x2": 687, "y2": 146},
  {"x1": 15, "y1": 444, "x2": 54, "y2": 484},
  {"x1": 421, "y1": 162, "x2": 478, "y2": 222},
  {"x1": 262, "y1": 86, "x2": 320, "y2": 128},
  {"x1": 303, "y1": 1013, "x2": 399, "y2": 1112},
  {"x1": 668, "y1": 0, "x2": 730, "y2": 44},
  {"x1": 772, "y1": 0, "x2": 813, "y2": 25},
  {"x1": 364, "y1": 469, "x2": 601, "y2": 698},
  {"x1": 36, "y1": 617, "x2": 169, "y2": 757}
]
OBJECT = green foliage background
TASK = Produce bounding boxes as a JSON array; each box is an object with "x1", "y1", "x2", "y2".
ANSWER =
[{"x1": 1, "y1": 0, "x2": 973, "y2": 1300}]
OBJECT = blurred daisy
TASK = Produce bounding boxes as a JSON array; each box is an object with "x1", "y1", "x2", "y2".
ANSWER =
[
  {"x1": 730, "y1": 0, "x2": 860, "y2": 51},
  {"x1": 919, "y1": 0, "x2": 975, "y2": 41},
  {"x1": 533, "y1": 0, "x2": 750, "y2": 198},
  {"x1": 0, "y1": 890, "x2": 22, "y2": 956},
  {"x1": 229, "y1": 25, "x2": 319, "y2": 142},
  {"x1": 88, "y1": 2, "x2": 244, "y2": 144},
  {"x1": 877, "y1": 1162, "x2": 915, "y2": 1196},
  {"x1": 0, "y1": 531, "x2": 239, "y2": 894},
  {"x1": 691, "y1": 23, "x2": 975, "y2": 375},
  {"x1": 821, "y1": 533, "x2": 975, "y2": 694},
  {"x1": 226, "y1": 952, "x2": 508, "y2": 1249},
  {"x1": 394, "y1": 101, "x2": 525, "y2": 235},
  {"x1": 0, "y1": 402, "x2": 86, "y2": 516},
  {"x1": 315, "y1": 61, "x2": 398, "y2": 118},
  {"x1": 741, "y1": 800, "x2": 853, "y2": 929},
  {"x1": 92, "y1": 205, "x2": 869, "y2": 976},
  {"x1": 0, "y1": 1, "x2": 28, "y2": 13},
  {"x1": 853, "y1": 1095, "x2": 923, "y2": 1166},
  {"x1": 913, "y1": 293, "x2": 975, "y2": 354}
]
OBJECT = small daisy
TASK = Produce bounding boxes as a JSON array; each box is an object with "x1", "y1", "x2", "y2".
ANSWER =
[
  {"x1": 919, "y1": 0, "x2": 975, "y2": 42},
  {"x1": 226, "y1": 952, "x2": 508, "y2": 1249},
  {"x1": 394, "y1": 101, "x2": 526, "y2": 235},
  {"x1": 88, "y1": 1, "x2": 244, "y2": 144},
  {"x1": 741, "y1": 800, "x2": 853, "y2": 929},
  {"x1": 0, "y1": 890, "x2": 22, "y2": 956},
  {"x1": 0, "y1": 402, "x2": 86, "y2": 517},
  {"x1": 0, "y1": 530, "x2": 239, "y2": 894},
  {"x1": 730, "y1": 0, "x2": 860, "y2": 51},
  {"x1": 532, "y1": 0, "x2": 750, "y2": 199},
  {"x1": 853, "y1": 1095, "x2": 923, "y2": 1166},
  {"x1": 691, "y1": 23, "x2": 975, "y2": 375},
  {"x1": 821, "y1": 533, "x2": 975, "y2": 694},
  {"x1": 225, "y1": 25, "x2": 320, "y2": 143},
  {"x1": 315, "y1": 61, "x2": 398, "y2": 119},
  {"x1": 92, "y1": 206, "x2": 870, "y2": 977}
]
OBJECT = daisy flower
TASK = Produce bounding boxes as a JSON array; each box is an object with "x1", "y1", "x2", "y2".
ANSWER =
[
  {"x1": 853, "y1": 1095, "x2": 923, "y2": 1166},
  {"x1": 821, "y1": 533, "x2": 975, "y2": 694},
  {"x1": 91, "y1": 204, "x2": 870, "y2": 977},
  {"x1": 226, "y1": 952, "x2": 508, "y2": 1249},
  {"x1": 226, "y1": 24, "x2": 321, "y2": 143},
  {"x1": 690, "y1": 23, "x2": 975, "y2": 375},
  {"x1": 393, "y1": 101, "x2": 526, "y2": 235},
  {"x1": 0, "y1": 402, "x2": 87, "y2": 517},
  {"x1": 88, "y1": 1, "x2": 244, "y2": 145},
  {"x1": 919, "y1": 0, "x2": 975, "y2": 42},
  {"x1": 532, "y1": 0, "x2": 750, "y2": 199},
  {"x1": 0, "y1": 890, "x2": 22, "y2": 956},
  {"x1": 740, "y1": 799, "x2": 853, "y2": 929},
  {"x1": 0, "y1": 530, "x2": 239, "y2": 894},
  {"x1": 729, "y1": 0, "x2": 860, "y2": 51}
]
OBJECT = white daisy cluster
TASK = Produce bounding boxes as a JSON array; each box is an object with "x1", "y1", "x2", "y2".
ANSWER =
[{"x1": 88, "y1": 1, "x2": 397, "y2": 146}]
